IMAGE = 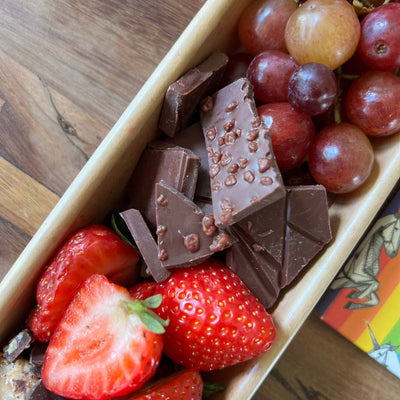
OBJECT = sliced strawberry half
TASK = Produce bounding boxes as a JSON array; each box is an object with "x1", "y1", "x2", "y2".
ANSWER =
[
  {"x1": 42, "y1": 274, "x2": 166, "y2": 400},
  {"x1": 28, "y1": 225, "x2": 140, "y2": 342}
]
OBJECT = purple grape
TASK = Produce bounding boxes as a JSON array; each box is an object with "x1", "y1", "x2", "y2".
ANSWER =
[{"x1": 288, "y1": 62, "x2": 337, "y2": 116}]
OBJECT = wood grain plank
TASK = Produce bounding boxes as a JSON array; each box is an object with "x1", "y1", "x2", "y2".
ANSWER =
[
  {"x1": 0, "y1": 156, "x2": 59, "y2": 236},
  {"x1": 0, "y1": 0, "x2": 206, "y2": 128},
  {"x1": 0, "y1": 48, "x2": 108, "y2": 195},
  {"x1": 255, "y1": 313, "x2": 400, "y2": 400},
  {"x1": 0, "y1": 218, "x2": 31, "y2": 279}
]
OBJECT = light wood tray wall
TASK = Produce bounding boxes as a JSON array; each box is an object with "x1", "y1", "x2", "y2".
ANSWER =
[{"x1": 0, "y1": 0, "x2": 399, "y2": 399}]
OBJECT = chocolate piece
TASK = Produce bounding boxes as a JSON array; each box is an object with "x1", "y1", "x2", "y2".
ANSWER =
[
  {"x1": 155, "y1": 182, "x2": 232, "y2": 269},
  {"x1": 3, "y1": 329, "x2": 34, "y2": 362},
  {"x1": 126, "y1": 141, "x2": 200, "y2": 231},
  {"x1": 159, "y1": 51, "x2": 229, "y2": 137},
  {"x1": 200, "y1": 78, "x2": 285, "y2": 227},
  {"x1": 120, "y1": 209, "x2": 170, "y2": 282},
  {"x1": 226, "y1": 230, "x2": 281, "y2": 308},
  {"x1": 29, "y1": 341, "x2": 48, "y2": 367},
  {"x1": 281, "y1": 186, "x2": 332, "y2": 287},
  {"x1": 166, "y1": 122, "x2": 211, "y2": 200},
  {"x1": 225, "y1": 185, "x2": 332, "y2": 309},
  {"x1": 26, "y1": 380, "x2": 67, "y2": 399}
]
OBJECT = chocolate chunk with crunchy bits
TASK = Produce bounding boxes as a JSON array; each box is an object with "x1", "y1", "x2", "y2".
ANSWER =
[
  {"x1": 3, "y1": 329, "x2": 33, "y2": 363},
  {"x1": 156, "y1": 182, "x2": 232, "y2": 269},
  {"x1": 200, "y1": 78, "x2": 285, "y2": 227}
]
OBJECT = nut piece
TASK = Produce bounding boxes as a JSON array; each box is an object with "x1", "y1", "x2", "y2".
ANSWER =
[
  {"x1": 202, "y1": 215, "x2": 217, "y2": 237},
  {"x1": 183, "y1": 234, "x2": 200, "y2": 253}
]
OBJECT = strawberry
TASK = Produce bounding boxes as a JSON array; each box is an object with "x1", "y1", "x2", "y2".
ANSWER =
[
  {"x1": 28, "y1": 225, "x2": 140, "y2": 342},
  {"x1": 42, "y1": 274, "x2": 167, "y2": 400},
  {"x1": 129, "y1": 280, "x2": 157, "y2": 300},
  {"x1": 153, "y1": 259, "x2": 276, "y2": 371},
  {"x1": 127, "y1": 368, "x2": 203, "y2": 399}
]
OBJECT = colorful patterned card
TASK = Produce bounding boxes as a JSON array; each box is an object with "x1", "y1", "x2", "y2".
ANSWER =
[{"x1": 316, "y1": 187, "x2": 400, "y2": 379}]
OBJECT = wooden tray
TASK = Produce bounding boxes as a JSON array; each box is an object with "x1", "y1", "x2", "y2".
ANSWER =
[{"x1": 1, "y1": 0, "x2": 399, "y2": 398}]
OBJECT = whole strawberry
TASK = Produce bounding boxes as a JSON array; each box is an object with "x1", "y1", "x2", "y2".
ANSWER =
[
  {"x1": 28, "y1": 224, "x2": 140, "y2": 342},
  {"x1": 42, "y1": 274, "x2": 168, "y2": 400},
  {"x1": 127, "y1": 368, "x2": 203, "y2": 399},
  {"x1": 153, "y1": 259, "x2": 276, "y2": 371}
]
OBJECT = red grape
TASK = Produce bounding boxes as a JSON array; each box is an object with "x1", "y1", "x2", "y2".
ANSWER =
[
  {"x1": 285, "y1": 0, "x2": 360, "y2": 70},
  {"x1": 258, "y1": 102, "x2": 315, "y2": 172},
  {"x1": 237, "y1": 0, "x2": 298, "y2": 56},
  {"x1": 308, "y1": 123, "x2": 374, "y2": 194},
  {"x1": 288, "y1": 62, "x2": 337, "y2": 116},
  {"x1": 345, "y1": 71, "x2": 400, "y2": 137},
  {"x1": 247, "y1": 50, "x2": 298, "y2": 103},
  {"x1": 357, "y1": 3, "x2": 400, "y2": 71}
]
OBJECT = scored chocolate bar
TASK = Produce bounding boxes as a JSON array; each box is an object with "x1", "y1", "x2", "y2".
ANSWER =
[
  {"x1": 200, "y1": 78, "x2": 285, "y2": 227},
  {"x1": 226, "y1": 185, "x2": 332, "y2": 308},
  {"x1": 125, "y1": 141, "x2": 200, "y2": 231},
  {"x1": 155, "y1": 182, "x2": 232, "y2": 269},
  {"x1": 159, "y1": 51, "x2": 229, "y2": 137}
]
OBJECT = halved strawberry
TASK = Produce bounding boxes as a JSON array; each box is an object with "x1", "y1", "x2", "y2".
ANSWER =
[
  {"x1": 153, "y1": 259, "x2": 276, "y2": 371},
  {"x1": 42, "y1": 274, "x2": 167, "y2": 400},
  {"x1": 127, "y1": 368, "x2": 203, "y2": 400},
  {"x1": 28, "y1": 225, "x2": 140, "y2": 342}
]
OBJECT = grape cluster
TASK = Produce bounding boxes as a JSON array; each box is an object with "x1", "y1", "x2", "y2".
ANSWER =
[{"x1": 236, "y1": 0, "x2": 400, "y2": 194}]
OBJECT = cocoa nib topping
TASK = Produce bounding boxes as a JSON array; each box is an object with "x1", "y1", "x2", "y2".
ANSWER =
[
  {"x1": 238, "y1": 157, "x2": 248, "y2": 169},
  {"x1": 210, "y1": 232, "x2": 232, "y2": 252},
  {"x1": 227, "y1": 163, "x2": 239, "y2": 174},
  {"x1": 219, "y1": 210, "x2": 233, "y2": 225},
  {"x1": 246, "y1": 128, "x2": 259, "y2": 141},
  {"x1": 261, "y1": 176, "x2": 273, "y2": 186},
  {"x1": 244, "y1": 170, "x2": 255, "y2": 183},
  {"x1": 224, "y1": 120, "x2": 235, "y2": 132},
  {"x1": 202, "y1": 214, "x2": 217, "y2": 236},
  {"x1": 225, "y1": 175, "x2": 237, "y2": 186},
  {"x1": 225, "y1": 101, "x2": 238, "y2": 112},
  {"x1": 211, "y1": 150, "x2": 222, "y2": 164},
  {"x1": 251, "y1": 116, "x2": 262, "y2": 127},
  {"x1": 209, "y1": 164, "x2": 221, "y2": 178},
  {"x1": 258, "y1": 157, "x2": 271, "y2": 173},
  {"x1": 157, "y1": 194, "x2": 168, "y2": 206},
  {"x1": 201, "y1": 96, "x2": 214, "y2": 113},
  {"x1": 156, "y1": 225, "x2": 167, "y2": 236},
  {"x1": 220, "y1": 153, "x2": 232, "y2": 166},
  {"x1": 206, "y1": 127, "x2": 217, "y2": 141},
  {"x1": 158, "y1": 249, "x2": 168, "y2": 261},
  {"x1": 183, "y1": 233, "x2": 200, "y2": 253},
  {"x1": 252, "y1": 243, "x2": 264, "y2": 252},
  {"x1": 248, "y1": 141, "x2": 258, "y2": 153},
  {"x1": 212, "y1": 181, "x2": 223, "y2": 191},
  {"x1": 224, "y1": 131, "x2": 237, "y2": 145}
]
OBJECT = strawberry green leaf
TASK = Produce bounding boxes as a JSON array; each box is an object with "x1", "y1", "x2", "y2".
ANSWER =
[
  {"x1": 142, "y1": 294, "x2": 163, "y2": 309},
  {"x1": 122, "y1": 296, "x2": 169, "y2": 335}
]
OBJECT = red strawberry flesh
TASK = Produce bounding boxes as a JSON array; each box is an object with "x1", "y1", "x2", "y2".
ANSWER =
[
  {"x1": 28, "y1": 225, "x2": 139, "y2": 342},
  {"x1": 42, "y1": 274, "x2": 163, "y2": 400}
]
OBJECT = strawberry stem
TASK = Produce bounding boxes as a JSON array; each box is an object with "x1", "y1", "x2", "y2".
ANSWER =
[{"x1": 122, "y1": 295, "x2": 169, "y2": 334}]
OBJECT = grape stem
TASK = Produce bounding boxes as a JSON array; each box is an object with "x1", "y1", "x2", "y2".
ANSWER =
[{"x1": 334, "y1": 67, "x2": 360, "y2": 124}]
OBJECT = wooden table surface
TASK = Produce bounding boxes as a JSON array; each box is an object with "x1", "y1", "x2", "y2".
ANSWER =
[{"x1": 1, "y1": 1, "x2": 399, "y2": 399}]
